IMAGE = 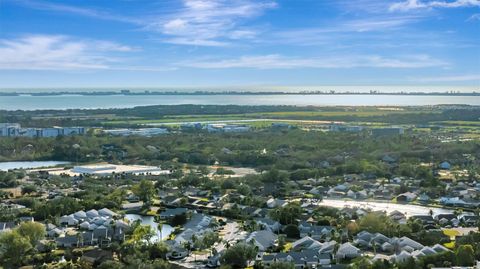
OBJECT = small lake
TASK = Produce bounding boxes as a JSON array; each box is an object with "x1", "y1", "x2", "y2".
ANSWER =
[
  {"x1": 125, "y1": 214, "x2": 174, "y2": 242},
  {"x1": 0, "y1": 161, "x2": 69, "y2": 171}
]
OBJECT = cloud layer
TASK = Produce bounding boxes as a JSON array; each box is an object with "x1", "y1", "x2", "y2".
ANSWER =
[
  {"x1": 147, "y1": 0, "x2": 277, "y2": 46},
  {"x1": 390, "y1": 0, "x2": 480, "y2": 11},
  {"x1": 180, "y1": 54, "x2": 448, "y2": 69},
  {"x1": 0, "y1": 35, "x2": 134, "y2": 70}
]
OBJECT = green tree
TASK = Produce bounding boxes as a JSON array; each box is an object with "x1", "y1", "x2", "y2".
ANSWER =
[
  {"x1": 455, "y1": 245, "x2": 475, "y2": 266},
  {"x1": 150, "y1": 259, "x2": 171, "y2": 269},
  {"x1": 284, "y1": 224, "x2": 300, "y2": 238},
  {"x1": 17, "y1": 221, "x2": 46, "y2": 245},
  {"x1": 358, "y1": 213, "x2": 393, "y2": 236},
  {"x1": 170, "y1": 213, "x2": 188, "y2": 226},
  {"x1": 132, "y1": 179, "x2": 155, "y2": 204},
  {"x1": 98, "y1": 260, "x2": 123, "y2": 269},
  {"x1": 130, "y1": 225, "x2": 155, "y2": 246},
  {"x1": 221, "y1": 242, "x2": 257, "y2": 268},
  {"x1": 270, "y1": 202, "x2": 302, "y2": 225},
  {"x1": 149, "y1": 242, "x2": 170, "y2": 259},
  {"x1": 0, "y1": 230, "x2": 32, "y2": 267},
  {"x1": 269, "y1": 261, "x2": 295, "y2": 269},
  {"x1": 277, "y1": 235, "x2": 286, "y2": 251},
  {"x1": 202, "y1": 231, "x2": 220, "y2": 249},
  {"x1": 351, "y1": 257, "x2": 373, "y2": 269},
  {"x1": 21, "y1": 185, "x2": 37, "y2": 195}
]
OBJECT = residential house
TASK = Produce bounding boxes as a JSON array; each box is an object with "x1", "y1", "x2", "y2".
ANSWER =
[
  {"x1": 60, "y1": 215, "x2": 79, "y2": 226},
  {"x1": 336, "y1": 242, "x2": 361, "y2": 260},
  {"x1": 266, "y1": 198, "x2": 288, "y2": 208},
  {"x1": 389, "y1": 210, "x2": 407, "y2": 224},
  {"x1": 291, "y1": 236, "x2": 322, "y2": 251},
  {"x1": 396, "y1": 236, "x2": 424, "y2": 251},
  {"x1": 159, "y1": 208, "x2": 188, "y2": 219},
  {"x1": 397, "y1": 192, "x2": 417, "y2": 203},
  {"x1": 121, "y1": 202, "x2": 144, "y2": 212},
  {"x1": 435, "y1": 214, "x2": 459, "y2": 226},
  {"x1": 246, "y1": 230, "x2": 277, "y2": 251},
  {"x1": 0, "y1": 222, "x2": 16, "y2": 233},
  {"x1": 81, "y1": 248, "x2": 113, "y2": 266},
  {"x1": 439, "y1": 197, "x2": 467, "y2": 207},
  {"x1": 255, "y1": 217, "x2": 281, "y2": 232},
  {"x1": 263, "y1": 250, "x2": 331, "y2": 269},
  {"x1": 299, "y1": 222, "x2": 335, "y2": 241},
  {"x1": 411, "y1": 215, "x2": 435, "y2": 227},
  {"x1": 460, "y1": 215, "x2": 479, "y2": 227},
  {"x1": 175, "y1": 213, "x2": 213, "y2": 245},
  {"x1": 418, "y1": 194, "x2": 431, "y2": 204}
]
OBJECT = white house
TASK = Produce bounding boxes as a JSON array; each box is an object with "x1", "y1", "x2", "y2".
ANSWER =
[
  {"x1": 266, "y1": 198, "x2": 287, "y2": 208},
  {"x1": 291, "y1": 236, "x2": 322, "y2": 251},
  {"x1": 397, "y1": 236, "x2": 424, "y2": 251},
  {"x1": 246, "y1": 230, "x2": 277, "y2": 251},
  {"x1": 336, "y1": 242, "x2": 361, "y2": 259},
  {"x1": 60, "y1": 215, "x2": 79, "y2": 226},
  {"x1": 395, "y1": 251, "x2": 412, "y2": 263},
  {"x1": 86, "y1": 209, "x2": 99, "y2": 219},
  {"x1": 255, "y1": 218, "x2": 281, "y2": 232},
  {"x1": 98, "y1": 208, "x2": 117, "y2": 218}
]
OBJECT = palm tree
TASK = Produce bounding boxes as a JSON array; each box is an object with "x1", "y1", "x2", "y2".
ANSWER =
[
  {"x1": 76, "y1": 232, "x2": 83, "y2": 247},
  {"x1": 158, "y1": 223, "x2": 163, "y2": 241}
]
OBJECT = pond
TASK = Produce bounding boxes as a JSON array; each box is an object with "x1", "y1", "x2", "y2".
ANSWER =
[
  {"x1": 0, "y1": 161, "x2": 69, "y2": 171},
  {"x1": 125, "y1": 214, "x2": 175, "y2": 242}
]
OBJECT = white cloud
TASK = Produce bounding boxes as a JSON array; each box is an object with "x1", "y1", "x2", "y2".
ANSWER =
[
  {"x1": 467, "y1": 13, "x2": 480, "y2": 20},
  {"x1": 390, "y1": 0, "x2": 480, "y2": 11},
  {"x1": 0, "y1": 35, "x2": 136, "y2": 70},
  {"x1": 264, "y1": 16, "x2": 421, "y2": 47},
  {"x1": 147, "y1": 0, "x2": 277, "y2": 46},
  {"x1": 179, "y1": 54, "x2": 448, "y2": 69},
  {"x1": 10, "y1": 0, "x2": 140, "y2": 24}
]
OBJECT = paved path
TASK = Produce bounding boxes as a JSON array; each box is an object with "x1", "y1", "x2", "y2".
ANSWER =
[{"x1": 170, "y1": 219, "x2": 246, "y2": 268}]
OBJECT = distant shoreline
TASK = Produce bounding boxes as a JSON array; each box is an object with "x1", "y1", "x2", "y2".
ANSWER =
[{"x1": 0, "y1": 90, "x2": 479, "y2": 96}]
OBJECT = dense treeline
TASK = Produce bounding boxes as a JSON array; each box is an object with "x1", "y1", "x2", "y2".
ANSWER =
[
  {"x1": 0, "y1": 105, "x2": 316, "y2": 127},
  {"x1": 0, "y1": 130, "x2": 478, "y2": 175},
  {"x1": 1, "y1": 105, "x2": 479, "y2": 128},
  {"x1": 259, "y1": 108, "x2": 480, "y2": 124}
]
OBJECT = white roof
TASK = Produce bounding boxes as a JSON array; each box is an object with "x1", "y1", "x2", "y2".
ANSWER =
[
  {"x1": 79, "y1": 221, "x2": 90, "y2": 229},
  {"x1": 98, "y1": 208, "x2": 116, "y2": 217},
  {"x1": 337, "y1": 242, "x2": 360, "y2": 254},
  {"x1": 73, "y1": 210, "x2": 87, "y2": 219},
  {"x1": 291, "y1": 236, "x2": 322, "y2": 250},
  {"x1": 86, "y1": 209, "x2": 99, "y2": 218},
  {"x1": 395, "y1": 251, "x2": 412, "y2": 262}
]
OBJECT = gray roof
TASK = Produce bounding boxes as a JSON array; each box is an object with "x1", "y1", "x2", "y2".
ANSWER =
[
  {"x1": 0, "y1": 222, "x2": 16, "y2": 231},
  {"x1": 247, "y1": 230, "x2": 277, "y2": 249},
  {"x1": 160, "y1": 207, "x2": 188, "y2": 217}
]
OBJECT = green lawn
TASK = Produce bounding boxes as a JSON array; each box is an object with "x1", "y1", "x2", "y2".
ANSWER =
[{"x1": 435, "y1": 120, "x2": 480, "y2": 127}]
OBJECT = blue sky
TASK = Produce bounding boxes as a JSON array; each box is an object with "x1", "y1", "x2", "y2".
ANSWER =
[{"x1": 0, "y1": 0, "x2": 479, "y2": 90}]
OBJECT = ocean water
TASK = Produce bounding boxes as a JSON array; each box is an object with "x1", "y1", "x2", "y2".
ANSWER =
[{"x1": 0, "y1": 94, "x2": 478, "y2": 110}]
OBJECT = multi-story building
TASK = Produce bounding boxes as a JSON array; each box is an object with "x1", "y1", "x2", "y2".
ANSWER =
[{"x1": 0, "y1": 123, "x2": 85, "y2": 137}]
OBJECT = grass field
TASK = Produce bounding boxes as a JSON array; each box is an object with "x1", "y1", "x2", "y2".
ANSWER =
[
  {"x1": 103, "y1": 115, "x2": 247, "y2": 125},
  {"x1": 248, "y1": 109, "x2": 429, "y2": 117},
  {"x1": 436, "y1": 120, "x2": 480, "y2": 126},
  {"x1": 103, "y1": 108, "x2": 431, "y2": 126}
]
